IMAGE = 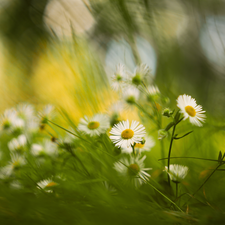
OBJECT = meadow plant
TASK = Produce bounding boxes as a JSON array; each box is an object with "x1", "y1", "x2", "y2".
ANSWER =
[{"x1": 0, "y1": 64, "x2": 224, "y2": 224}]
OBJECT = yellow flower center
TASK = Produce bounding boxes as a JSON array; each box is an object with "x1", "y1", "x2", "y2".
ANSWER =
[
  {"x1": 185, "y1": 106, "x2": 196, "y2": 117},
  {"x1": 13, "y1": 161, "x2": 19, "y2": 168},
  {"x1": 135, "y1": 143, "x2": 145, "y2": 148},
  {"x1": 121, "y1": 129, "x2": 134, "y2": 139},
  {"x1": 87, "y1": 121, "x2": 100, "y2": 130},
  {"x1": 46, "y1": 182, "x2": 57, "y2": 187},
  {"x1": 127, "y1": 163, "x2": 140, "y2": 176}
]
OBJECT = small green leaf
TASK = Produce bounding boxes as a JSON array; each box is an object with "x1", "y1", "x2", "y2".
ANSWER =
[
  {"x1": 174, "y1": 110, "x2": 181, "y2": 124},
  {"x1": 164, "y1": 122, "x2": 174, "y2": 131},
  {"x1": 174, "y1": 131, "x2": 193, "y2": 140}
]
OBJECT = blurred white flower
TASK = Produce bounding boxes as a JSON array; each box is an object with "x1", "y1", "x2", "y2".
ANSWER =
[
  {"x1": 111, "y1": 64, "x2": 127, "y2": 91},
  {"x1": 17, "y1": 103, "x2": 35, "y2": 121},
  {"x1": 0, "y1": 108, "x2": 18, "y2": 131},
  {"x1": 78, "y1": 114, "x2": 110, "y2": 136},
  {"x1": 107, "y1": 101, "x2": 124, "y2": 126},
  {"x1": 129, "y1": 64, "x2": 150, "y2": 86},
  {"x1": 114, "y1": 155, "x2": 151, "y2": 188},
  {"x1": 8, "y1": 134, "x2": 27, "y2": 153},
  {"x1": 147, "y1": 85, "x2": 160, "y2": 96},
  {"x1": 122, "y1": 86, "x2": 140, "y2": 106},
  {"x1": 0, "y1": 154, "x2": 26, "y2": 178},
  {"x1": 37, "y1": 178, "x2": 58, "y2": 191},
  {"x1": 31, "y1": 140, "x2": 58, "y2": 157}
]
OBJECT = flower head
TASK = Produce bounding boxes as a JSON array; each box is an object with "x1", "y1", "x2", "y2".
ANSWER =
[
  {"x1": 129, "y1": 64, "x2": 150, "y2": 86},
  {"x1": 165, "y1": 164, "x2": 188, "y2": 183},
  {"x1": 0, "y1": 108, "x2": 25, "y2": 133},
  {"x1": 37, "y1": 178, "x2": 58, "y2": 191},
  {"x1": 0, "y1": 154, "x2": 26, "y2": 178},
  {"x1": 111, "y1": 64, "x2": 127, "y2": 91},
  {"x1": 31, "y1": 140, "x2": 58, "y2": 157},
  {"x1": 108, "y1": 101, "x2": 124, "y2": 126},
  {"x1": 177, "y1": 94, "x2": 206, "y2": 126},
  {"x1": 78, "y1": 114, "x2": 110, "y2": 136},
  {"x1": 146, "y1": 85, "x2": 160, "y2": 101},
  {"x1": 109, "y1": 120, "x2": 146, "y2": 148},
  {"x1": 123, "y1": 87, "x2": 140, "y2": 105},
  {"x1": 39, "y1": 104, "x2": 55, "y2": 124},
  {"x1": 17, "y1": 103, "x2": 35, "y2": 121},
  {"x1": 8, "y1": 134, "x2": 27, "y2": 153},
  {"x1": 0, "y1": 108, "x2": 17, "y2": 131},
  {"x1": 122, "y1": 136, "x2": 155, "y2": 154},
  {"x1": 114, "y1": 155, "x2": 152, "y2": 188}
]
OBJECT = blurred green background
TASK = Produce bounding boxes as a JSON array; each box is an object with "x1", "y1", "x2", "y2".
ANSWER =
[{"x1": 1, "y1": 0, "x2": 225, "y2": 119}]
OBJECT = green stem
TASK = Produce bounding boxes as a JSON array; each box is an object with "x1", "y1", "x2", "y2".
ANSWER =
[
  {"x1": 167, "y1": 124, "x2": 177, "y2": 185},
  {"x1": 183, "y1": 163, "x2": 222, "y2": 207},
  {"x1": 176, "y1": 182, "x2": 178, "y2": 199},
  {"x1": 66, "y1": 145, "x2": 90, "y2": 177},
  {"x1": 145, "y1": 179, "x2": 183, "y2": 213},
  {"x1": 46, "y1": 118, "x2": 91, "y2": 144},
  {"x1": 192, "y1": 163, "x2": 221, "y2": 197},
  {"x1": 159, "y1": 156, "x2": 222, "y2": 163},
  {"x1": 96, "y1": 145, "x2": 182, "y2": 212},
  {"x1": 135, "y1": 103, "x2": 159, "y2": 127}
]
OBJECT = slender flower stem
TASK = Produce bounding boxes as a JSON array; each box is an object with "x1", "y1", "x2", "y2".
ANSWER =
[
  {"x1": 158, "y1": 156, "x2": 222, "y2": 163},
  {"x1": 96, "y1": 145, "x2": 183, "y2": 212},
  {"x1": 176, "y1": 182, "x2": 179, "y2": 199},
  {"x1": 135, "y1": 103, "x2": 160, "y2": 127},
  {"x1": 45, "y1": 118, "x2": 91, "y2": 144},
  {"x1": 192, "y1": 163, "x2": 222, "y2": 197},
  {"x1": 145, "y1": 179, "x2": 183, "y2": 213},
  {"x1": 167, "y1": 124, "x2": 177, "y2": 185},
  {"x1": 183, "y1": 163, "x2": 222, "y2": 207}
]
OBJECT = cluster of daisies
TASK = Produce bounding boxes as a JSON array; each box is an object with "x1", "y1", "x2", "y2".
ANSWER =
[
  {"x1": 0, "y1": 62, "x2": 206, "y2": 191},
  {"x1": 110, "y1": 63, "x2": 164, "y2": 110},
  {"x1": 76, "y1": 63, "x2": 207, "y2": 187},
  {"x1": 0, "y1": 104, "x2": 59, "y2": 191}
]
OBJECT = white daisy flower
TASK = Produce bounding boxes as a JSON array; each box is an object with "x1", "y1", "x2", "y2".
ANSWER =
[
  {"x1": 37, "y1": 178, "x2": 58, "y2": 190},
  {"x1": 78, "y1": 114, "x2": 110, "y2": 136},
  {"x1": 114, "y1": 155, "x2": 152, "y2": 188},
  {"x1": 109, "y1": 120, "x2": 146, "y2": 148},
  {"x1": 108, "y1": 101, "x2": 124, "y2": 116},
  {"x1": 31, "y1": 140, "x2": 58, "y2": 157},
  {"x1": 0, "y1": 108, "x2": 21, "y2": 132},
  {"x1": 111, "y1": 64, "x2": 127, "y2": 91},
  {"x1": 8, "y1": 134, "x2": 27, "y2": 153},
  {"x1": 165, "y1": 164, "x2": 188, "y2": 183},
  {"x1": 129, "y1": 64, "x2": 150, "y2": 86},
  {"x1": 26, "y1": 118, "x2": 40, "y2": 133},
  {"x1": 11, "y1": 118, "x2": 25, "y2": 131},
  {"x1": 108, "y1": 101, "x2": 124, "y2": 126},
  {"x1": 177, "y1": 94, "x2": 206, "y2": 126},
  {"x1": 122, "y1": 87, "x2": 140, "y2": 105},
  {"x1": 103, "y1": 181, "x2": 117, "y2": 195},
  {"x1": 0, "y1": 154, "x2": 26, "y2": 178},
  {"x1": 147, "y1": 85, "x2": 160, "y2": 96},
  {"x1": 39, "y1": 104, "x2": 55, "y2": 124},
  {"x1": 10, "y1": 180, "x2": 23, "y2": 190},
  {"x1": 122, "y1": 135, "x2": 155, "y2": 154},
  {"x1": 17, "y1": 103, "x2": 35, "y2": 121}
]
